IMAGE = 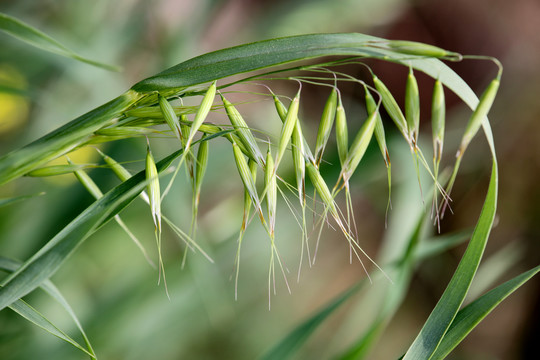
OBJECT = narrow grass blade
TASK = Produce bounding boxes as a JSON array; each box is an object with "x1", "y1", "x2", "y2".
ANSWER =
[
  {"x1": 0, "y1": 12, "x2": 120, "y2": 71},
  {"x1": 402, "y1": 164, "x2": 498, "y2": 360},
  {"x1": 414, "y1": 230, "x2": 471, "y2": 263},
  {"x1": 431, "y1": 265, "x2": 540, "y2": 360},
  {"x1": 0, "y1": 146, "x2": 183, "y2": 311},
  {"x1": 0, "y1": 256, "x2": 95, "y2": 358},
  {"x1": 339, "y1": 188, "x2": 429, "y2": 360},
  {"x1": 8, "y1": 298, "x2": 95, "y2": 358},
  {"x1": 0, "y1": 90, "x2": 141, "y2": 185},
  {"x1": 0, "y1": 192, "x2": 45, "y2": 208},
  {"x1": 260, "y1": 282, "x2": 365, "y2": 360}
]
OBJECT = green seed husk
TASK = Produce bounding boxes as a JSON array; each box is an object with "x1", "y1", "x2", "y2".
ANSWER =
[
  {"x1": 232, "y1": 142, "x2": 263, "y2": 222},
  {"x1": 291, "y1": 122, "x2": 306, "y2": 205},
  {"x1": 275, "y1": 90, "x2": 300, "y2": 169},
  {"x1": 95, "y1": 126, "x2": 157, "y2": 137},
  {"x1": 193, "y1": 135, "x2": 210, "y2": 211},
  {"x1": 342, "y1": 110, "x2": 378, "y2": 182},
  {"x1": 145, "y1": 143, "x2": 161, "y2": 232},
  {"x1": 121, "y1": 117, "x2": 165, "y2": 128},
  {"x1": 242, "y1": 159, "x2": 258, "y2": 231},
  {"x1": 146, "y1": 141, "x2": 168, "y2": 296},
  {"x1": 315, "y1": 88, "x2": 338, "y2": 165},
  {"x1": 458, "y1": 76, "x2": 500, "y2": 156},
  {"x1": 335, "y1": 96, "x2": 348, "y2": 166},
  {"x1": 441, "y1": 75, "x2": 501, "y2": 218},
  {"x1": 26, "y1": 164, "x2": 89, "y2": 177},
  {"x1": 365, "y1": 87, "x2": 389, "y2": 166},
  {"x1": 186, "y1": 81, "x2": 217, "y2": 150},
  {"x1": 221, "y1": 94, "x2": 265, "y2": 166},
  {"x1": 99, "y1": 151, "x2": 132, "y2": 181},
  {"x1": 432, "y1": 79, "x2": 445, "y2": 165},
  {"x1": 265, "y1": 148, "x2": 277, "y2": 236},
  {"x1": 373, "y1": 75, "x2": 408, "y2": 139},
  {"x1": 71, "y1": 165, "x2": 102, "y2": 199},
  {"x1": 405, "y1": 67, "x2": 420, "y2": 143},
  {"x1": 383, "y1": 40, "x2": 458, "y2": 59},
  {"x1": 158, "y1": 94, "x2": 182, "y2": 140},
  {"x1": 273, "y1": 94, "x2": 314, "y2": 164},
  {"x1": 306, "y1": 162, "x2": 337, "y2": 218}
]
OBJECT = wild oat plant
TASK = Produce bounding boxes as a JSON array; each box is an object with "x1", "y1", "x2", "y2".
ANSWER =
[{"x1": 0, "y1": 14, "x2": 538, "y2": 359}]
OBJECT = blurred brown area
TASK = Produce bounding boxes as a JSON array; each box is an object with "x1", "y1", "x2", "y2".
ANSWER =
[{"x1": 373, "y1": 1, "x2": 540, "y2": 359}]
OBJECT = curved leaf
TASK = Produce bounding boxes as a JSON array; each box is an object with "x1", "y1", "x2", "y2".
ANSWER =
[
  {"x1": 0, "y1": 12, "x2": 120, "y2": 71},
  {"x1": 0, "y1": 192, "x2": 45, "y2": 208},
  {"x1": 0, "y1": 90, "x2": 141, "y2": 185},
  {"x1": 0, "y1": 146, "x2": 185, "y2": 311},
  {"x1": 260, "y1": 282, "x2": 365, "y2": 360},
  {"x1": 0, "y1": 256, "x2": 95, "y2": 358},
  {"x1": 431, "y1": 265, "x2": 540, "y2": 359},
  {"x1": 0, "y1": 33, "x2": 486, "y2": 188},
  {"x1": 402, "y1": 164, "x2": 497, "y2": 360},
  {"x1": 8, "y1": 297, "x2": 95, "y2": 358}
]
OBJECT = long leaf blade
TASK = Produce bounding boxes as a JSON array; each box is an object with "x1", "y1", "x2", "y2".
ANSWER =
[
  {"x1": 0, "y1": 12, "x2": 120, "y2": 71},
  {"x1": 402, "y1": 164, "x2": 498, "y2": 359},
  {"x1": 0, "y1": 256, "x2": 95, "y2": 356},
  {"x1": 260, "y1": 282, "x2": 365, "y2": 360},
  {"x1": 0, "y1": 147, "x2": 184, "y2": 311},
  {"x1": 8, "y1": 298, "x2": 95, "y2": 358},
  {"x1": 430, "y1": 265, "x2": 540, "y2": 359}
]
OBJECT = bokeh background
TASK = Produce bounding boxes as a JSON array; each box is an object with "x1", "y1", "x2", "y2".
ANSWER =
[{"x1": 0, "y1": 0, "x2": 539, "y2": 359}]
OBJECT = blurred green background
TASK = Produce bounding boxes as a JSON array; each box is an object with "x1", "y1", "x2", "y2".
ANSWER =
[{"x1": 0, "y1": 0, "x2": 539, "y2": 359}]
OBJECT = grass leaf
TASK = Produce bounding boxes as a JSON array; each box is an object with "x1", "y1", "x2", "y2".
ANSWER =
[
  {"x1": 0, "y1": 91, "x2": 141, "y2": 186},
  {"x1": 430, "y1": 265, "x2": 540, "y2": 359},
  {"x1": 259, "y1": 282, "x2": 365, "y2": 360},
  {"x1": 402, "y1": 164, "x2": 498, "y2": 359},
  {"x1": 0, "y1": 12, "x2": 120, "y2": 71},
  {"x1": 0, "y1": 256, "x2": 95, "y2": 358},
  {"x1": 0, "y1": 192, "x2": 45, "y2": 208},
  {"x1": 0, "y1": 146, "x2": 184, "y2": 311}
]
